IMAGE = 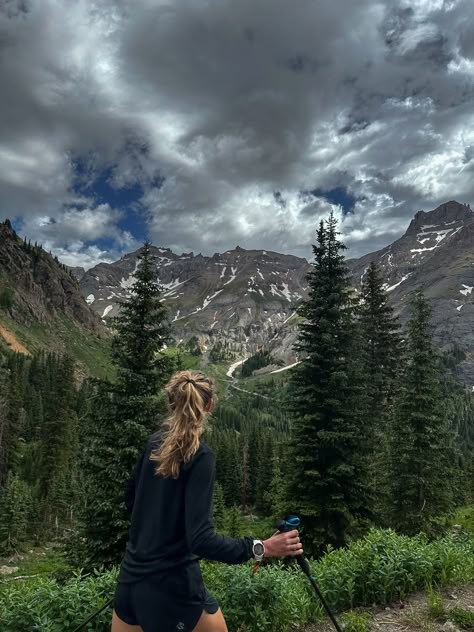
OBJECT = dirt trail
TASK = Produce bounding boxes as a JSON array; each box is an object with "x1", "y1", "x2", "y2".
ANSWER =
[
  {"x1": 0, "y1": 322, "x2": 30, "y2": 355},
  {"x1": 300, "y1": 584, "x2": 474, "y2": 632}
]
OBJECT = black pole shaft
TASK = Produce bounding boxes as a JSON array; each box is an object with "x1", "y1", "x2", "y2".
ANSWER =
[
  {"x1": 71, "y1": 597, "x2": 113, "y2": 632},
  {"x1": 307, "y1": 574, "x2": 343, "y2": 632},
  {"x1": 294, "y1": 556, "x2": 343, "y2": 632}
]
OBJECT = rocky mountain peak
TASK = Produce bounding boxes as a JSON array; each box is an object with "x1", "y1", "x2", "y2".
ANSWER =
[{"x1": 406, "y1": 200, "x2": 472, "y2": 234}]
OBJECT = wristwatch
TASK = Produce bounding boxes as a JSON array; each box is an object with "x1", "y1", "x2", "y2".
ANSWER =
[{"x1": 252, "y1": 539, "x2": 265, "y2": 561}]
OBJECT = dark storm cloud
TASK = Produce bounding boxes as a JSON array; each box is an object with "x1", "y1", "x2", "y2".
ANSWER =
[{"x1": 0, "y1": 0, "x2": 473, "y2": 266}]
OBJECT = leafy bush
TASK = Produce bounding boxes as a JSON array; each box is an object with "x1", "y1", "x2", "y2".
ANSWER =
[
  {"x1": 448, "y1": 607, "x2": 474, "y2": 629},
  {"x1": 0, "y1": 568, "x2": 117, "y2": 632},
  {"x1": 310, "y1": 528, "x2": 474, "y2": 610},
  {"x1": 201, "y1": 562, "x2": 319, "y2": 631}
]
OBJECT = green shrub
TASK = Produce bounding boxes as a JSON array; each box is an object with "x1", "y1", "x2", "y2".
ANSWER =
[
  {"x1": 309, "y1": 528, "x2": 474, "y2": 610},
  {"x1": 1, "y1": 529, "x2": 473, "y2": 632},
  {"x1": 201, "y1": 562, "x2": 320, "y2": 631},
  {"x1": 0, "y1": 568, "x2": 117, "y2": 632},
  {"x1": 448, "y1": 607, "x2": 474, "y2": 629},
  {"x1": 340, "y1": 611, "x2": 370, "y2": 632}
]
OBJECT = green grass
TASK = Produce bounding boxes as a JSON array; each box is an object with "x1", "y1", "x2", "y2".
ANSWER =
[
  {"x1": 0, "y1": 543, "x2": 71, "y2": 579},
  {"x1": 451, "y1": 505, "x2": 474, "y2": 531},
  {"x1": 58, "y1": 317, "x2": 114, "y2": 380},
  {"x1": 426, "y1": 587, "x2": 445, "y2": 619},
  {"x1": 402, "y1": 606, "x2": 436, "y2": 632},
  {"x1": 0, "y1": 312, "x2": 114, "y2": 379}
]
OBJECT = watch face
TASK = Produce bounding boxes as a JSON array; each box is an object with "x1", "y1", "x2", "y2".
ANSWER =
[{"x1": 254, "y1": 542, "x2": 264, "y2": 556}]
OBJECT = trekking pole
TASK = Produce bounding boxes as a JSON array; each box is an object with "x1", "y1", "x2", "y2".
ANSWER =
[
  {"x1": 71, "y1": 597, "x2": 113, "y2": 632},
  {"x1": 276, "y1": 515, "x2": 343, "y2": 632}
]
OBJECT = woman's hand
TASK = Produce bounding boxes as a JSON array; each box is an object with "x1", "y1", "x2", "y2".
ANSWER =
[{"x1": 263, "y1": 529, "x2": 303, "y2": 557}]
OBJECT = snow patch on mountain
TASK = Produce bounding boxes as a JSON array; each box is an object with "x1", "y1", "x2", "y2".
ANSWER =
[
  {"x1": 202, "y1": 289, "x2": 223, "y2": 310},
  {"x1": 161, "y1": 278, "x2": 187, "y2": 297},
  {"x1": 120, "y1": 260, "x2": 140, "y2": 289},
  {"x1": 383, "y1": 273, "x2": 413, "y2": 293},
  {"x1": 102, "y1": 305, "x2": 113, "y2": 318},
  {"x1": 224, "y1": 266, "x2": 237, "y2": 286}
]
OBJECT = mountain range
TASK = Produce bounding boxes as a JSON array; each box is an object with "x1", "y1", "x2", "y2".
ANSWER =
[
  {"x1": 1, "y1": 200, "x2": 474, "y2": 384},
  {"x1": 75, "y1": 200, "x2": 474, "y2": 382}
]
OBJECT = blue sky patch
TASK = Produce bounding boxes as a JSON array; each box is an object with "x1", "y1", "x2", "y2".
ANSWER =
[
  {"x1": 72, "y1": 159, "x2": 151, "y2": 243},
  {"x1": 311, "y1": 187, "x2": 356, "y2": 215}
]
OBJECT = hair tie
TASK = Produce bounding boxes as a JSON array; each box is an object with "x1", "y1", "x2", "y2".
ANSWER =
[{"x1": 185, "y1": 378, "x2": 196, "y2": 386}]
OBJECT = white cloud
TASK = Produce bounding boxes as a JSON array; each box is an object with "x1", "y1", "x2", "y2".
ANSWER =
[
  {"x1": 0, "y1": 0, "x2": 473, "y2": 266},
  {"x1": 44, "y1": 242, "x2": 119, "y2": 271}
]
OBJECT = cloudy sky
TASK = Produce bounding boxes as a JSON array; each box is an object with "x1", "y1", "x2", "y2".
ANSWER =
[{"x1": 1, "y1": 0, "x2": 473, "y2": 269}]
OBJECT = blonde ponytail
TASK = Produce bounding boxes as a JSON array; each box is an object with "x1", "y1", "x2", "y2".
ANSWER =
[{"x1": 150, "y1": 370, "x2": 214, "y2": 478}]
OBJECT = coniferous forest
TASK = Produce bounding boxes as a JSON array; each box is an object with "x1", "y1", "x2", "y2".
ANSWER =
[{"x1": 1, "y1": 224, "x2": 474, "y2": 631}]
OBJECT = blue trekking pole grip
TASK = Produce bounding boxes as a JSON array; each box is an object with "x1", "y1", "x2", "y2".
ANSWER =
[{"x1": 274, "y1": 515, "x2": 343, "y2": 632}]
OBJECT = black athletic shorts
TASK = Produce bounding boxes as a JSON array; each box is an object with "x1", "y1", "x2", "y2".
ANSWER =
[{"x1": 113, "y1": 562, "x2": 219, "y2": 631}]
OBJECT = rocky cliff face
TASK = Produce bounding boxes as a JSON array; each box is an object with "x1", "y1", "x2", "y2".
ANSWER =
[
  {"x1": 0, "y1": 221, "x2": 106, "y2": 336},
  {"x1": 349, "y1": 201, "x2": 474, "y2": 383}
]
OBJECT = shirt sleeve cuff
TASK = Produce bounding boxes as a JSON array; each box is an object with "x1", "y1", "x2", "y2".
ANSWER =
[{"x1": 244, "y1": 536, "x2": 255, "y2": 561}]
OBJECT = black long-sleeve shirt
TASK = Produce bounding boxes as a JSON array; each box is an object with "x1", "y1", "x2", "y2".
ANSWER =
[{"x1": 118, "y1": 432, "x2": 254, "y2": 582}]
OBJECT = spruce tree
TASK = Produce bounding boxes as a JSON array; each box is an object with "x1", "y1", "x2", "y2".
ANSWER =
[
  {"x1": 387, "y1": 291, "x2": 455, "y2": 535},
  {"x1": 0, "y1": 355, "x2": 27, "y2": 483},
  {"x1": 0, "y1": 472, "x2": 33, "y2": 553},
  {"x1": 0, "y1": 366, "x2": 10, "y2": 484},
  {"x1": 39, "y1": 354, "x2": 76, "y2": 504},
  {"x1": 78, "y1": 242, "x2": 172, "y2": 566},
  {"x1": 287, "y1": 214, "x2": 369, "y2": 554},
  {"x1": 358, "y1": 261, "x2": 402, "y2": 513},
  {"x1": 266, "y1": 453, "x2": 287, "y2": 520},
  {"x1": 255, "y1": 433, "x2": 275, "y2": 513}
]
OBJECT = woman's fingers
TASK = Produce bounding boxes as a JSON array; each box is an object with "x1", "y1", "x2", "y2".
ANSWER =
[
  {"x1": 283, "y1": 529, "x2": 303, "y2": 556},
  {"x1": 288, "y1": 542, "x2": 304, "y2": 556},
  {"x1": 263, "y1": 529, "x2": 304, "y2": 557}
]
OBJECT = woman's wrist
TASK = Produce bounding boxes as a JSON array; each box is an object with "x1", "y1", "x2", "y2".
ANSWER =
[{"x1": 262, "y1": 537, "x2": 274, "y2": 557}]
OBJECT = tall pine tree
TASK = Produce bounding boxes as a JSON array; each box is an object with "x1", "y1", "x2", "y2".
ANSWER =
[
  {"x1": 387, "y1": 291, "x2": 455, "y2": 535},
  {"x1": 287, "y1": 214, "x2": 369, "y2": 554},
  {"x1": 358, "y1": 261, "x2": 402, "y2": 515},
  {"x1": 78, "y1": 242, "x2": 172, "y2": 566}
]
